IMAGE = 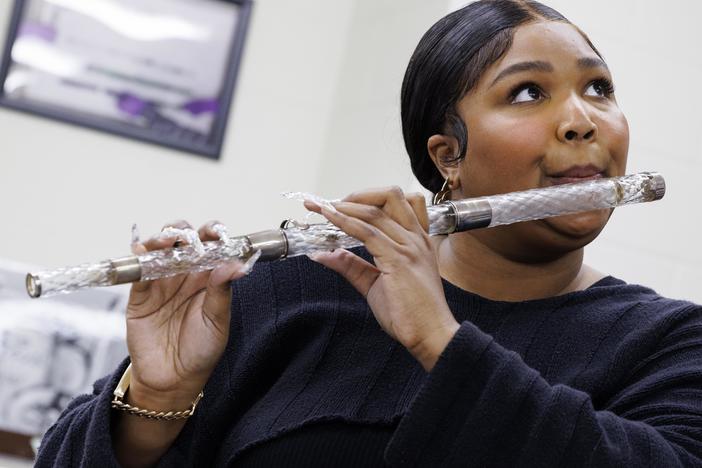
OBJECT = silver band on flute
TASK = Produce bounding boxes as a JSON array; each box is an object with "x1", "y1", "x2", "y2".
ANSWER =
[
  {"x1": 26, "y1": 172, "x2": 665, "y2": 298},
  {"x1": 447, "y1": 199, "x2": 492, "y2": 232}
]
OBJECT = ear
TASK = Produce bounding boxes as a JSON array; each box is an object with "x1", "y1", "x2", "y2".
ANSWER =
[{"x1": 427, "y1": 134, "x2": 461, "y2": 187}]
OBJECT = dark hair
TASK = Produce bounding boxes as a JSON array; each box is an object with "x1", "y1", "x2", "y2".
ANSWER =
[{"x1": 401, "y1": 0, "x2": 598, "y2": 193}]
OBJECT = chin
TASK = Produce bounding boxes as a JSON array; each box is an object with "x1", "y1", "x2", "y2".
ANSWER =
[
  {"x1": 472, "y1": 216, "x2": 606, "y2": 265},
  {"x1": 470, "y1": 208, "x2": 613, "y2": 264},
  {"x1": 542, "y1": 208, "x2": 611, "y2": 240}
]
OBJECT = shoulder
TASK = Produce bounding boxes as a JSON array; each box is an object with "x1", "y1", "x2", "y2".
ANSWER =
[
  {"x1": 584, "y1": 276, "x2": 702, "y2": 342},
  {"x1": 591, "y1": 276, "x2": 698, "y2": 311}
]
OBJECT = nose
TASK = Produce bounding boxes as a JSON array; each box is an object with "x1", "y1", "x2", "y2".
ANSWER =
[{"x1": 556, "y1": 95, "x2": 597, "y2": 143}]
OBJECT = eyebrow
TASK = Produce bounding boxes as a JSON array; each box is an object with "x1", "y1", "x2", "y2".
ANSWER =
[
  {"x1": 489, "y1": 61, "x2": 553, "y2": 88},
  {"x1": 576, "y1": 56, "x2": 609, "y2": 72},
  {"x1": 489, "y1": 57, "x2": 610, "y2": 88}
]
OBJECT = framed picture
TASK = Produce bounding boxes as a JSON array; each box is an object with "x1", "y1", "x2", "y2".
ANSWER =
[{"x1": 0, "y1": 0, "x2": 252, "y2": 159}]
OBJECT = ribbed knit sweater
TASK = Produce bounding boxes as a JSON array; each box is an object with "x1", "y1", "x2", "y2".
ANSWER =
[{"x1": 36, "y1": 249, "x2": 702, "y2": 467}]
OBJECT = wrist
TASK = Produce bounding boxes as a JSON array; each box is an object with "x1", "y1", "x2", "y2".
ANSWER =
[
  {"x1": 126, "y1": 384, "x2": 202, "y2": 414},
  {"x1": 119, "y1": 366, "x2": 206, "y2": 414},
  {"x1": 410, "y1": 320, "x2": 460, "y2": 372}
]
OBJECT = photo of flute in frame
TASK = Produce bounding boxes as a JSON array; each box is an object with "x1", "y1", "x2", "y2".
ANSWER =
[{"x1": 26, "y1": 172, "x2": 665, "y2": 299}]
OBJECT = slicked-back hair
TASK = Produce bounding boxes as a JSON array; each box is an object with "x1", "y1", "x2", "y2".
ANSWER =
[{"x1": 401, "y1": 0, "x2": 599, "y2": 193}]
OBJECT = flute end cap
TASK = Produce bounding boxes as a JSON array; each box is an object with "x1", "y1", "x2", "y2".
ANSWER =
[
  {"x1": 26, "y1": 274, "x2": 41, "y2": 298},
  {"x1": 648, "y1": 172, "x2": 666, "y2": 201}
]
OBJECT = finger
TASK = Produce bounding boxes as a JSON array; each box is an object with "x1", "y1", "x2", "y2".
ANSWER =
[
  {"x1": 331, "y1": 201, "x2": 415, "y2": 246},
  {"x1": 202, "y1": 261, "x2": 248, "y2": 335},
  {"x1": 140, "y1": 220, "x2": 195, "y2": 251},
  {"x1": 308, "y1": 249, "x2": 380, "y2": 297},
  {"x1": 163, "y1": 220, "x2": 193, "y2": 247},
  {"x1": 141, "y1": 236, "x2": 178, "y2": 252},
  {"x1": 132, "y1": 242, "x2": 151, "y2": 293},
  {"x1": 198, "y1": 220, "x2": 225, "y2": 242},
  {"x1": 133, "y1": 220, "x2": 195, "y2": 293},
  {"x1": 209, "y1": 260, "x2": 248, "y2": 288},
  {"x1": 162, "y1": 219, "x2": 193, "y2": 231},
  {"x1": 306, "y1": 202, "x2": 400, "y2": 255},
  {"x1": 129, "y1": 249, "x2": 192, "y2": 297},
  {"x1": 303, "y1": 199, "x2": 337, "y2": 214},
  {"x1": 342, "y1": 186, "x2": 424, "y2": 233},
  {"x1": 406, "y1": 192, "x2": 430, "y2": 233},
  {"x1": 131, "y1": 242, "x2": 147, "y2": 255},
  {"x1": 129, "y1": 242, "x2": 152, "y2": 293},
  {"x1": 157, "y1": 260, "x2": 234, "y2": 309}
]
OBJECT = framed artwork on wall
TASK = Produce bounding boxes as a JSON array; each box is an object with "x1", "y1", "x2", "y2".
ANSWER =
[{"x1": 0, "y1": 0, "x2": 252, "y2": 159}]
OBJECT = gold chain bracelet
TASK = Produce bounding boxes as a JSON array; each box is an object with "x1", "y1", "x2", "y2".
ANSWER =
[{"x1": 111, "y1": 363, "x2": 204, "y2": 421}]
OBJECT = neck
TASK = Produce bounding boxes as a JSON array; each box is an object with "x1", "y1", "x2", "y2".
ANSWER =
[{"x1": 435, "y1": 233, "x2": 599, "y2": 302}]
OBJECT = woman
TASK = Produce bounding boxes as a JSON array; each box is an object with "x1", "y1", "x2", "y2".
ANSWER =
[{"x1": 36, "y1": 1, "x2": 702, "y2": 466}]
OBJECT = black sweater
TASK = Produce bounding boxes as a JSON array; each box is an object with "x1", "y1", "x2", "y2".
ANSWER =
[{"x1": 36, "y1": 250, "x2": 702, "y2": 466}]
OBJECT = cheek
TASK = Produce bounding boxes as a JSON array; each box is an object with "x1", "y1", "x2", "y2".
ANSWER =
[
  {"x1": 463, "y1": 116, "x2": 549, "y2": 194},
  {"x1": 615, "y1": 116, "x2": 629, "y2": 169},
  {"x1": 600, "y1": 109, "x2": 630, "y2": 173}
]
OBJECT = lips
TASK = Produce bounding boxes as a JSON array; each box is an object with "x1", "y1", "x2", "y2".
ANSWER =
[{"x1": 547, "y1": 164, "x2": 605, "y2": 186}]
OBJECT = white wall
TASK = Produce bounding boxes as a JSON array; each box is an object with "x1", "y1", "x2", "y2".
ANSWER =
[
  {"x1": 316, "y1": 0, "x2": 448, "y2": 196},
  {"x1": 0, "y1": 0, "x2": 360, "y2": 267},
  {"x1": 1, "y1": 0, "x2": 700, "y2": 303},
  {"x1": 0, "y1": 0, "x2": 447, "y2": 268}
]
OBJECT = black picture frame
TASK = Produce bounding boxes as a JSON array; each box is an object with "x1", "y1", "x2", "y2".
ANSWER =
[{"x1": 0, "y1": 0, "x2": 252, "y2": 159}]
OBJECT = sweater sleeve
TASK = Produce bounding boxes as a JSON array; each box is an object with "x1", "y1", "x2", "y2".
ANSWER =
[
  {"x1": 384, "y1": 314, "x2": 702, "y2": 467},
  {"x1": 35, "y1": 357, "x2": 201, "y2": 467},
  {"x1": 34, "y1": 358, "x2": 130, "y2": 467}
]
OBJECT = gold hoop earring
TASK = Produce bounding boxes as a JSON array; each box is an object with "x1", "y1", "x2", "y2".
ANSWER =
[{"x1": 432, "y1": 178, "x2": 451, "y2": 205}]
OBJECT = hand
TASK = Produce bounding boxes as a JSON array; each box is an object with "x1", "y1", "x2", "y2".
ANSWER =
[
  {"x1": 125, "y1": 220, "x2": 249, "y2": 410},
  {"x1": 305, "y1": 187, "x2": 460, "y2": 371}
]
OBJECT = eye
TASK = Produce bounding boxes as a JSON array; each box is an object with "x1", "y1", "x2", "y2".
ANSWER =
[
  {"x1": 510, "y1": 83, "x2": 545, "y2": 104},
  {"x1": 585, "y1": 78, "x2": 615, "y2": 98},
  {"x1": 512, "y1": 85, "x2": 542, "y2": 104}
]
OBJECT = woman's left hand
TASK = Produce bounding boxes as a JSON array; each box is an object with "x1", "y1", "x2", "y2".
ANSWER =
[{"x1": 305, "y1": 187, "x2": 460, "y2": 371}]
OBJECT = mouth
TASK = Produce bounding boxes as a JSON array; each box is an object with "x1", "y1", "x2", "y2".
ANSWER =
[{"x1": 546, "y1": 164, "x2": 605, "y2": 186}]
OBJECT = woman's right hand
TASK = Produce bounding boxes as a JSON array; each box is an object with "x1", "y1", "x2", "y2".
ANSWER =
[{"x1": 124, "y1": 220, "x2": 249, "y2": 410}]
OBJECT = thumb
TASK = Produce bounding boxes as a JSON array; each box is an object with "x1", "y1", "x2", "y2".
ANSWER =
[
  {"x1": 202, "y1": 262, "x2": 247, "y2": 331},
  {"x1": 308, "y1": 249, "x2": 380, "y2": 297}
]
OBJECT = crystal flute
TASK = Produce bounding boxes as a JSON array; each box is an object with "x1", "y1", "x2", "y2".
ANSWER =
[{"x1": 26, "y1": 172, "x2": 665, "y2": 298}]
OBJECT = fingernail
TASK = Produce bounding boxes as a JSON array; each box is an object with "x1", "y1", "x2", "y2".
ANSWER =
[
  {"x1": 211, "y1": 261, "x2": 240, "y2": 284},
  {"x1": 131, "y1": 223, "x2": 140, "y2": 244},
  {"x1": 212, "y1": 223, "x2": 229, "y2": 241},
  {"x1": 306, "y1": 252, "x2": 321, "y2": 262},
  {"x1": 320, "y1": 205, "x2": 337, "y2": 216},
  {"x1": 324, "y1": 201, "x2": 338, "y2": 213},
  {"x1": 241, "y1": 250, "x2": 262, "y2": 274},
  {"x1": 226, "y1": 261, "x2": 245, "y2": 279}
]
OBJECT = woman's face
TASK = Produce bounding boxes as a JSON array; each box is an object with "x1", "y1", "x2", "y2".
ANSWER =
[{"x1": 443, "y1": 21, "x2": 629, "y2": 261}]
